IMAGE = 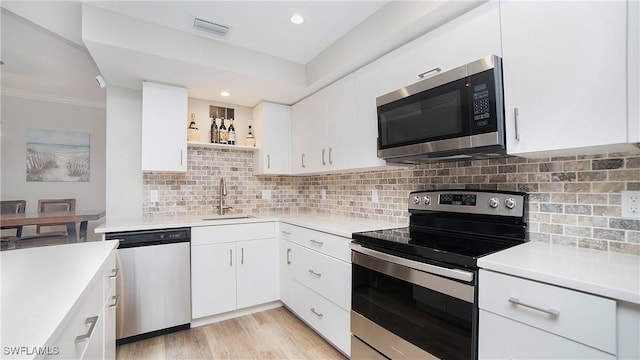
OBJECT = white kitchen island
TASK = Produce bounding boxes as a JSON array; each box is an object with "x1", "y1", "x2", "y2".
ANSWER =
[{"x1": 1, "y1": 240, "x2": 119, "y2": 359}]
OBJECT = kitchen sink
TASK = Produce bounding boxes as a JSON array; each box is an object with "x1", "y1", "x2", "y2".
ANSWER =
[{"x1": 200, "y1": 214, "x2": 252, "y2": 221}]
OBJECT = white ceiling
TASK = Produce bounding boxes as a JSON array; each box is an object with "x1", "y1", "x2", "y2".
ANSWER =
[
  {"x1": 88, "y1": 1, "x2": 389, "y2": 65},
  {"x1": 1, "y1": 1, "x2": 484, "y2": 108}
]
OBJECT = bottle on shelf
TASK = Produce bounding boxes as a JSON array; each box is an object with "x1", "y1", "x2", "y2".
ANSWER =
[
  {"x1": 227, "y1": 109, "x2": 236, "y2": 145},
  {"x1": 245, "y1": 125, "x2": 256, "y2": 147},
  {"x1": 210, "y1": 116, "x2": 218, "y2": 143},
  {"x1": 187, "y1": 113, "x2": 199, "y2": 142},
  {"x1": 219, "y1": 116, "x2": 228, "y2": 144}
]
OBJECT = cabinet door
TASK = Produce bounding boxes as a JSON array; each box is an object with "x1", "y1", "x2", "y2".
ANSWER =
[
  {"x1": 253, "y1": 102, "x2": 291, "y2": 175},
  {"x1": 290, "y1": 99, "x2": 308, "y2": 173},
  {"x1": 279, "y1": 238, "x2": 295, "y2": 307},
  {"x1": 353, "y1": 60, "x2": 388, "y2": 170},
  {"x1": 141, "y1": 82, "x2": 188, "y2": 172},
  {"x1": 385, "y1": 1, "x2": 502, "y2": 91},
  {"x1": 501, "y1": 1, "x2": 627, "y2": 156},
  {"x1": 305, "y1": 90, "x2": 327, "y2": 173},
  {"x1": 236, "y1": 238, "x2": 278, "y2": 309},
  {"x1": 324, "y1": 75, "x2": 356, "y2": 171},
  {"x1": 191, "y1": 243, "x2": 236, "y2": 318}
]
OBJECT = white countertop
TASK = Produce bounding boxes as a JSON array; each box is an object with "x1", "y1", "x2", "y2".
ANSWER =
[
  {"x1": 478, "y1": 241, "x2": 640, "y2": 304},
  {"x1": 95, "y1": 211, "x2": 406, "y2": 238},
  {"x1": 1, "y1": 240, "x2": 119, "y2": 358}
]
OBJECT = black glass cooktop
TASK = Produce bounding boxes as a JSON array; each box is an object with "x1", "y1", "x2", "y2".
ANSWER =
[{"x1": 352, "y1": 226, "x2": 525, "y2": 269}]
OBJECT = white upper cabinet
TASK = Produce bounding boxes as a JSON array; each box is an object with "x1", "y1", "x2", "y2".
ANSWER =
[
  {"x1": 353, "y1": 61, "x2": 387, "y2": 170},
  {"x1": 141, "y1": 82, "x2": 188, "y2": 172},
  {"x1": 324, "y1": 75, "x2": 357, "y2": 171},
  {"x1": 290, "y1": 98, "x2": 309, "y2": 173},
  {"x1": 380, "y1": 1, "x2": 502, "y2": 93},
  {"x1": 501, "y1": 0, "x2": 634, "y2": 157},
  {"x1": 253, "y1": 102, "x2": 291, "y2": 175}
]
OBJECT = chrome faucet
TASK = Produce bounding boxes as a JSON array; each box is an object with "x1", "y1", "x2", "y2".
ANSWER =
[{"x1": 218, "y1": 177, "x2": 228, "y2": 215}]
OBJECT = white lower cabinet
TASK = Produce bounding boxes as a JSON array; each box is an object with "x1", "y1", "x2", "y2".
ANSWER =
[
  {"x1": 191, "y1": 222, "x2": 278, "y2": 319},
  {"x1": 479, "y1": 269, "x2": 617, "y2": 359},
  {"x1": 46, "y1": 249, "x2": 117, "y2": 360},
  {"x1": 279, "y1": 223, "x2": 351, "y2": 356}
]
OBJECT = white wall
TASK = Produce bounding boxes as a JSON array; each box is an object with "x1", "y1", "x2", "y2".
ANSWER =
[
  {"x1": 105, "y1": 86, "x2": 143, "y2": 220},
  {"x1": 0, "y1": 95, "x2": 106, "y2": 239}
]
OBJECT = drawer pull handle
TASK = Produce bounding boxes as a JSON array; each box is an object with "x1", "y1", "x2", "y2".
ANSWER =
[
  {"x1": 309, "y1": 239, "x2": 324, "y2": 246},
  {"x1": 75, "y1": 316, "x2": 99, "y2": 343},
  {"x1": 109, "y1": 267, "x2": 119, "y2": 279},
  {"x1": 309, "y1": 308, "x2": 324, "y2": 319},
  {"x1": 308, "y1": 270, "x2": 322, "y2": 278},
  {"x1": 508, "y1": 297, "x2": 560, "y2": 318},
  {"x1": 281, "y1": 231, "x2": 292, "y2": 236},
  {"x1": 110, "y1": 295, "x2": 120, "y2": 308},
  {"x1": 286, "y1": 248, "x2": 292, "y2": 265}
]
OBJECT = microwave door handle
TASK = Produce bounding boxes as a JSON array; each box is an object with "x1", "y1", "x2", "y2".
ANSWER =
[{"x1": 418, "y1": 67, "x2": 442, "y2": 79}]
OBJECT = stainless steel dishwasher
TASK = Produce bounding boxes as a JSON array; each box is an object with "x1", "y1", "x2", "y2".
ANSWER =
[{"x1": 105, "y1": 228, "x2": 191, "y2": 344}]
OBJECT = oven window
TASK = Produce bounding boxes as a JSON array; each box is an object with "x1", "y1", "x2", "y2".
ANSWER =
[{"x1": 352, "y1": 262, "x2": 473, "y2": 360}]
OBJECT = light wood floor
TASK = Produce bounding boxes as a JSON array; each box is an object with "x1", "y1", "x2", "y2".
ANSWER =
[{"x1": 116, "y1": 307, "x2": 347, "y2": 360}]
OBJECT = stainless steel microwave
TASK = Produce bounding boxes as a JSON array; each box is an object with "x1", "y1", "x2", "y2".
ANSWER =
[{"x1": 377, "y1": 55, "x2": 505, "y2": 164}]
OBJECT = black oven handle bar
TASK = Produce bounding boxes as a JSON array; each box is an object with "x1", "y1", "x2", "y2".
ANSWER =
[{"x1": 350, "y1": 243, "x2": 475, "y2": 303}]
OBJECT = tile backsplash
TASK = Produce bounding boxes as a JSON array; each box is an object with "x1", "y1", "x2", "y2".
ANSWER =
[{"x1": 144, "y1": 146, "x2": 640, "y2": 255}]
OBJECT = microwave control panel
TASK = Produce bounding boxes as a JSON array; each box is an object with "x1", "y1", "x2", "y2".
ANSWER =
[{"x1": 472, "y1": 82, "x2": 491, "y2": 125}]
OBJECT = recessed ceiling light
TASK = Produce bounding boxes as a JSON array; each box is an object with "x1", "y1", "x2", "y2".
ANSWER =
[
  {"x1": 290, "y1": 14, "x2": 304, "y2": 25},
  {"x1": 220, "y1": 91, "x2": 230, "y2": 97}
]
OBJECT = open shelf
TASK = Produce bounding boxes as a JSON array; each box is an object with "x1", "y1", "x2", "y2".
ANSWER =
[{"x1": 187, "y1": 141, "x2": 259, "y2": 151}]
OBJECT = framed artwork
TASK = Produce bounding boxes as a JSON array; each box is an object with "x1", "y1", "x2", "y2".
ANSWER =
[{"x1": 26, "y1": 129, "x2": 90, "y2": 182}]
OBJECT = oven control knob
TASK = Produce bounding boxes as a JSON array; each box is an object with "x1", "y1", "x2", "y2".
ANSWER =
[
  {"x1": 488, "y1": 197, "x2": 500, "y2": 208},
  {"x1": 504, "y1": 198, "x2": 517, "y2": 209},
  {"x1": 412, "y1": 196, "x2": 421, "y2": 205},
  {"x1": 423, "y1": 196, "x2": 431, "y2": 205}
]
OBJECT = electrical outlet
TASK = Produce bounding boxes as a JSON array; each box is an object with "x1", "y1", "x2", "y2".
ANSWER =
[
  {"x1": 621, "y1": 191, "x2": 640, "y2": 218},
  {"x1": 262, "y1": 189, "x2": 272, "y2": 200},
  {"x1": 149, "y1": 190, "x2": 158, "y2": 203},
  {"x1": 321, "y1": 189, "x2": 326, "y2": 200},
  {"x1": 371, "y1": 190, "x2": 379, "y2": 203}
]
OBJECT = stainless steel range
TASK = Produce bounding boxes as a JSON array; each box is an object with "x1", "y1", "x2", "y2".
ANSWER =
[{"x1": 351, "y1": 190, "x2": 528, "y2": 360}]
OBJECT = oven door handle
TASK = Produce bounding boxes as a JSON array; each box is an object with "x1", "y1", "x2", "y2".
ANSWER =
[{"x1": 350, "y1": 243, "x2": 474, "y2": 283}]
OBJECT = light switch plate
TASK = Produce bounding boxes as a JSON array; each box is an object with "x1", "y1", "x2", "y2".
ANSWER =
[
  {"x1": 262, "y1": 189, "x2": 272, "y2": 200},
  {"x1": 149, "y1": 190, "x2": 158, "y2": 203},
  {"x1": 321, "y1": 189, "x2": 326, "y2": 200},
  {"x1": 372, "y1": 190, "x2": 379, "y2": 203}
]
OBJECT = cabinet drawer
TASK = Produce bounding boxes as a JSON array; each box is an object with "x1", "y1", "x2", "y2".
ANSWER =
[
  {"x1": 192, "y1": 222, "x2": 275, "y2": 245},
  {"x1": 290, "y1": 242, "x2": 351, "y2": 310},
  {"x1": 288, "y1": 279, "x2": 350, "y2": 356},
  {"x1": 49, "y1": 275, "x2": 104, "y2": 359},
  {"x1": 479, "y1": 310, "x2": 615, "y2": 359},
  {"x1": 479, "y1": 270, "x2": 616, "y2": 354},
  {"x1": 279, "y1": 223, "x2": 351, "y2": 262}
]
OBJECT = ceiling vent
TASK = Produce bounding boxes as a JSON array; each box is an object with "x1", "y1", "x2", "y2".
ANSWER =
[{"x1": 193, "y1": 17, "x2": 230, "y2": 38}]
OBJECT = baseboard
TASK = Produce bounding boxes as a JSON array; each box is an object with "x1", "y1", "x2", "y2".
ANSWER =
[{"x1": 190, "y1": 301, "x2": 283, "y2": 328}]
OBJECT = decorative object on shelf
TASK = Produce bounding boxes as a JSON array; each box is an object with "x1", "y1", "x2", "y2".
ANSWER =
[
  {"x1": 227, "y1": 108, "x2": 236, "y2": 145},
  {"x1": 210, "y1": 115, "x2": 218, "y2": 144},
  {"x1": 245, "y1": 125, "x2": 256, "y2": 147},
  {"x1": 219, "y1": 116, "x2": 228, "y2": 145},
  {"x1": 187, "y1": 113, "x2": 200, "y2": 142}
]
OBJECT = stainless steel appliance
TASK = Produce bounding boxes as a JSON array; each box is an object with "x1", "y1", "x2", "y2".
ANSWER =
[
  {"x1": 351, "y1": 190, "x2": 527, "y2": 359},
  {"x1": 105, "y1": 228, "x2": 191, "y2": 344},
  {"x1": 377, "y1": 55, "x2": 505, "y2": 163}
]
